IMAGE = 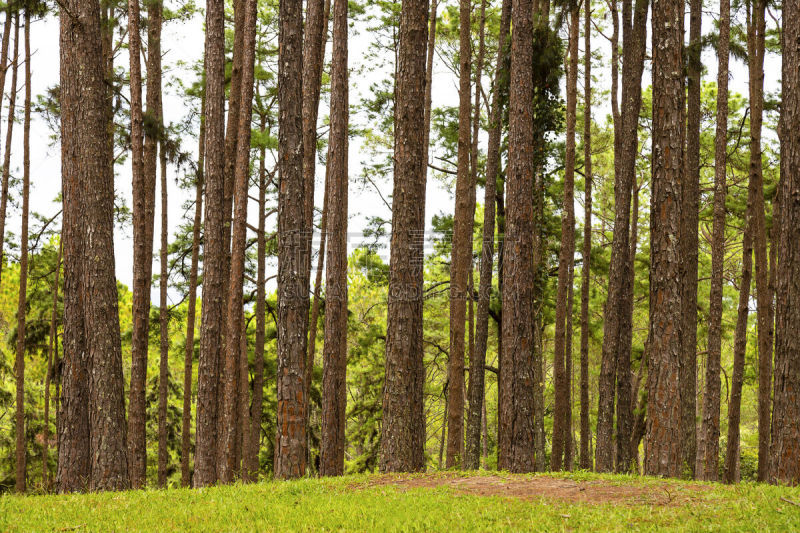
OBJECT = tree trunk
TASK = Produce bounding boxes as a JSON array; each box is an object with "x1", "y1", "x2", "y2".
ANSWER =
[
  {"x1": 380, "y1": 0, "x2": 429, "y2": 474},
  {"x1": 0, "y1": 14, "x2": 17, "y2": 287},
  {"x1": 746, "y1": 0, "x2": 772, "y2": 483},
  {"x1": 498, "y1": 0, "x2": 536, "y2": 473},
  {"x1": 246, "y1": 115, "x2": 269, "y2": 480},
  {"x1": 320, "y1": 0, "x2": 349, "y2": 476},
  {"x1": 303, "y1": 0, "x2": 331, "y2": 438},
  {"x1": 446, "y1": 0, "x2": 474, "y2": 470},
  {"x1": 724, "y1": 195, "x2": 753, "y2": 484},
  {"x1": 770, "y1": 0, "x2": 800, "y2": 485},
  {"x1": 57, "y1": 5, "x2": 91, "y2": 491},
  {"x1": 697, "y1": 0, "x2": 729, "y2": 481},
  {"x1": 275, "y1": 0, "x2": 310, "y2": 479},
  {"x1": 195, "y1": 0, "x2": 227, "y2": 487},
  {"x1": 157, "y1": 135, "x2": 170, "y2": 487},
  {"x1": 645, "y1": 0, "x2": 684, "y2": 477},
  {"x1": 579, "y1": 0, "x2": 593, "y2": 471},
  {"x1": 219, "y1": 0, "x2": 258, "y2": 483},
  {"x1": 466, "y1": 0, "x2": 508, "y2": 471},
  {"x1": 44, "y1": 243, "x2": 62, "y2": 490},
  {"x1": 552, "y1": 0, "x2": 578, "y2": 472},
  {"x1": 14, "y1": 11, "x2": 30, "y2": 493},
  {"x1": 181, "y1": 92, "x2": 205, "y2": 488},
  {"x1": 680, "y1": 0, "x2": 702, "y2": 479},
  {"x1": 596, "y1": 0, "x2": 647, "y2": 474},
  {"x1": 564, "y1": 257, "x2": 575, "y2": 470}
]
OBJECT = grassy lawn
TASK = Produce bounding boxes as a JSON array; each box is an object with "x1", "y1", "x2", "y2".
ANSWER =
[{"x1": 2, "y1": 471, "x2": 800, "y2": 531}]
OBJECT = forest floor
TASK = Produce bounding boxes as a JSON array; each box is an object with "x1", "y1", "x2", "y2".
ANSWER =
[{"x1": 2, "y1": 470, "x2": 800, "y2": 531}]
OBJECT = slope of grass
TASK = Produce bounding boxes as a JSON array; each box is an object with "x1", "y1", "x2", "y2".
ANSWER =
[{"x1": 2, "y1": 471, "x2": 799, "y2": 531}]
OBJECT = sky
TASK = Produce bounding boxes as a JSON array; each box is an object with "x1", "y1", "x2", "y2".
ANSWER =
[{"x1": 5, "y1": 0, "x2": 784, "y2": 305}]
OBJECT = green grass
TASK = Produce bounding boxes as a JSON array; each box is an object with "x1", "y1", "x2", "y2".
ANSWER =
[{"x1": 2, "y1": 471, "x2": 800, "y2": 531}]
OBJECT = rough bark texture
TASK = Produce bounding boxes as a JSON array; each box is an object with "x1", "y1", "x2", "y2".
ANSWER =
[
  {"x1": 697, "y1": 0, "x2": 729, "y2": 481},
  {"x1": 380, "y1": 0, "x2": 429, "y2": 474},
  {"x1": 129, "y1": 0, "x2": 162, "y2": 488},
  {"x1": 57, "y1": 6, "x2": 91, "y2": 491},
  {"x1": 747, "y1": 0, "x2": 772, "y2": 483},
  {"x1": 320, "y1": 0, "x2": 349, "y2": 476},
  {"x1": 275, "y1": 0, "x2": 310, "y2": 479},
  {"x1": 14, "y1": 12, "x2": 30, "y2": 493},
  {"x1": 0, "y1": 15, "x2": 17, "y2": 288},
  {"x1": 44, "y1": 243, "x2": 62, "y2": 489},
  {"x1": 218, "y1": 0, "x2": 257, "y2": 484},
  {"x1": 552, "y1": 1, "x2": 578, "y2": 472},
  {"x1": 645, "y1": 0, "x2": 684, "y2": 477},
  {"x1": 303, "y1": 0, "x2": 330, "y2": 430},
  {"x1": 596, "y1": 0, "x2": 647, "y2": 474},
  {"x1": 446, "y1": 0, "x2": 473, "y2": 470},
  {"x1": 579, "y1": 0, "x2": 592, "y2": 471},
  {"x1": 725, "y1": 199, "x2": 753, "y2": 484},
  {"x1": 246, "y1": 119, "x2": 268, "y2": 480},
  {"x1": 771, "y1": 0, "x2": 800, "y2": 485},
  {"x1": 466, "y1": 0, "x2": 507, "y2": 471},
  {"x1": 195, "y1": 0, "x2": 226, "y2": 487},
  {"x1": 181, "y1": 93, "x2": 205, "y2": 488},
  {"x1": 498, "y1": 0, "x2": 535, "y2": 473},
  {"x1": 157, "y1": 140, "x2": 169, "y2": 489},
  {"x1": 680, "y1": 0, "x2": 702, "y2": 479}
]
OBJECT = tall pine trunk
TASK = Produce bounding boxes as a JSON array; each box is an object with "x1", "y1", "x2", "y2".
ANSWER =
[
  {"x1": 14, "y1": 10, "x2": 31, "y2": 493},
  {"x1": 195, "y1": 0, "x2": 227, "y2": 487},
  {"x1": 157, "y1": 136, "x2": 170, "y2": 487},
  {"x1": 697, "y1": 0, "x2": 729, "y2": 480},
  {"x1": 466, "y1": 0, "x2": 505, "y2": 471},
  {"x1": 181, "y1": 92, "x2": 205, "y2": 487},
  {"x1": 380, "y1": 0, "x2": 429, "y2": 473},
  {"x1": 499, "y1": 0, "x2": 536, "y2": 473},
  {"x1": 320, "y1": 0, "x2": 349, "y2": 476},
  {"x1": 578, "y1": 0, "x2": 593, "y2": 471},
  {"x1": 275, "y1": 0, "x2": 310, "y2": 479},
  {"x1": 446, "y1": 0, "x2": 473, "y2": 469},
  {"x1": 552, "y1": 0, "x2": 578, "y2": 471},
  {"x1": 645, "y1": 0, "x2": 683, "y2": 477},
  {"x1": 770, "y1": 0, "x2": 800, "y2": 485},
  {"x1": 680, "y1": 0, "x2": 702, "y2": 478}
]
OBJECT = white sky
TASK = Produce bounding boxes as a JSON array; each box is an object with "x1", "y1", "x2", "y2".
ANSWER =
[{"x1": 6, "y1": 0, "x2": 783, "y2": 305}]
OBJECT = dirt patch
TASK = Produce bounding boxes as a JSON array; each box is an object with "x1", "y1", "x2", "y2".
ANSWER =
[{"x1": 354, "y1": 474, "x2": 710, "y2": 506}]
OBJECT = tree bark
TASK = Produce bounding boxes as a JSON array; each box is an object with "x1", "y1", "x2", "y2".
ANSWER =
[
  {"x1": 181, "y1": 92, "x2": 205, "y2": 488},
  {"x1": 697, "y1": 0, "x2": 729, "y2": 481},
  {"x1": 596, "y1": 0, "x2": 647, "y2": 474},
  {"x1": 446, "y1": 0, "x2": 474, "y2": 469},
  {"x1": 645, "y1": 0, "x2": 684, "y2": 477},
  {"x1": 57, "y1": 5, "x2": 91, "y2": 491},
  {"x1": 157, "y1": 134, "x2": 169, "y2": 487},
  {"x1": 579, "y1": 0, "x2": 592, "y2": 471},
  {"x1": 219, "y1": 0, "x2": 258, "y2": 483},
  {"x1": 380, "y1": 0, "x2": 429, "y2": 474},
  {"x1": 245, "y1": 116, "x2": 269, "y2": 480},
  {"x1": 275, "y1": 0, "x2": 310, "y2": 479},
  {"x1": 195, "y1": 0, "x2": 227, "y2": 487},
  {"x1": 467, "y1": 0, "x2": 507, "y2": 471},
  {"x1": 746, "y1": 0, "x2": 772, "y2": 483},
  {"x1": 680, "y1": 0, "x2": 702, "y2": 479},
  {"x1": 44, "y1": 243, "x2": 62, "y2": 490},
  {"x1": 303, "y1": 0, "x2": 331, "y2": 437},
  {"x1": 770, "y1": 0, "x2": 800, "y2": 485},
  {"x1": 498, "y1": 0, "x2": 536, "y2": 473},
  {"x1": 552, "y1": 0, "x2": 578, "y2": 472},
  {"x1": 14, "y1": 11, "x2": 30, "y2": 493},
  {"x1": 320, "y1": 0, "x2": 349, "y2": 476},
  {"x1": 724, "y1": 192, "x2": 753, "y2": 484}
]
